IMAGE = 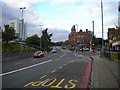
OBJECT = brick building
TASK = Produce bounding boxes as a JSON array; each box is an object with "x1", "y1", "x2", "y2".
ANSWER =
[
  {"x1": 68, "y1": 25, "x2": 92, "y2": 50},
  {"x1": 108, "y1": 28, "x2": 120, "y2": 51},
  {"x1": 68, "y1": 25, "x2": 77, "y2": 50}
]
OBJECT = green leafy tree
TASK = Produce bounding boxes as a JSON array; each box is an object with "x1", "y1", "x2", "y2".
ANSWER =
[
  {"x1": 2, "y1": 25, "x2": 18, "y2": 46},
  {"x1": 92, "y1": 37, "x2": 106, "y2": 49},
  {"x1": 41, "y1": 28, "x2": 52, "y2": 51},
  {"x1": 26, "y1": 34, "x2": 40, "y2": 49},
  {"x1": 54, "y1": 41, "x2": 64, "y2": 46}
]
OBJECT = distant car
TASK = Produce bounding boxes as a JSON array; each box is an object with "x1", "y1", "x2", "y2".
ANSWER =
[
  {"x1": 33, "y1": 51, "x2": 44, "y2": 58},
  {"x1": 97, "y1": 48, "x2": 100, "y2": 51},
  {"x1": 83, "y1": 48, "x2": 89, "y2": 51},
  {"x1": 80, "y1": 48, "x2": 83, "y2": 51},
  {"x1": 51, "y1": 49, "x2": 57, "y2": 53}
]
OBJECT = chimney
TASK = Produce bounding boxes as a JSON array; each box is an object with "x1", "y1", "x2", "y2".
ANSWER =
[{"x1": 86, "y1": 29, "x2": 88, "y2": 32}]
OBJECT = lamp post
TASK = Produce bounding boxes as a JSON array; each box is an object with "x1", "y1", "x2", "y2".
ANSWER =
[
  {"x1": 20, "y1": 7, "x2": 26, "y2": 54},
  {"x1": 75, "y1": 24, "x2": 78, "y2": 52},
  {"x1": 39, "y1": 25, "x2": 43, "y2": 50},
  {"x1": 92, "y1": 21, "x2": 94, "y2": 36},
  {"x1": 90, "y1": 20, "x2": 94, "y2": 51},
  {"x1": 101, "y1": 0, "x2": 104, "y2": 57}
]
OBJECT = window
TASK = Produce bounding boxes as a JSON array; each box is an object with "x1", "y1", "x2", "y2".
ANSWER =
[{"x1": 11, "y1": 23, "x2": 15, "y2": 28}]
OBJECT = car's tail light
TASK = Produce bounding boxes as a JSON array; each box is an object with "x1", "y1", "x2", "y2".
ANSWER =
[{"x1": 39, "y1": 54, "x2": 41, "y2": 56}]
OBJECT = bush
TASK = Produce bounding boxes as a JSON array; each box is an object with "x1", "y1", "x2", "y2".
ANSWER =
[
  {"x1": 2, "y1": 42, "x2": 37, "y2": 53},
  {"x1": 110, "y1": 53, "x2": 118, "y2": 61},
  {"x1": 104, "y1": 51, "x2": 119, "y2": 61}
]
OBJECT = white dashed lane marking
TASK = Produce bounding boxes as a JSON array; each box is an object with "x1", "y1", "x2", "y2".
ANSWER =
[{"x1": 0, "y1": 60, "x2": 52, "y2": 76}]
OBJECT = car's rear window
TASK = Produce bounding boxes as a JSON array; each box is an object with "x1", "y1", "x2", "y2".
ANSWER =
[{"x1": 35, "y1": 51, "x2": 42, "y2": 54}]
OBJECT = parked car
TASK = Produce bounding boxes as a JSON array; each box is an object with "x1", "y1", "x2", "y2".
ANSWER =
[{"x1": 33, "y1": 51, "x2": 44, "y2": 58}]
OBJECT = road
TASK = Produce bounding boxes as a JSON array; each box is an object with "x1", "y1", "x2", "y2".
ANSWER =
[{"x1": 1, "y1": 49, "x2": 97, "y2": 89}]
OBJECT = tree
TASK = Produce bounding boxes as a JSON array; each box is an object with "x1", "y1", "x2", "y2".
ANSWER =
[
  {"x1": 26, "y1": 34, "x2": 40, "y2": 49},
  {"x1": 41, "y1": 28, "x2": 52, "y2": 51},
  {"x1": 54, "y1": 41, "x2": 64, "y2": 46},
  {"x1": 2, "y1": 25, "x2": 18, "y2": 46},
  {"x1": 92, "y1": 37, "x2": 106, "y2": 49}
]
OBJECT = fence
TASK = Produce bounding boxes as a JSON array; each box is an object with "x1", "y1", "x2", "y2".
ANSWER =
[
  {"x1": 2, "y1": 51, "x2": 36, "y2": 62},
  {"x1": 2, "y1": 51, "x2": 35, "y2": 57}
]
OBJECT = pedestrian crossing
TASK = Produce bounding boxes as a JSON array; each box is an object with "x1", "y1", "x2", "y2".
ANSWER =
[{"x1": 60, "y1": 49, "x2": 71, "y2": 53}]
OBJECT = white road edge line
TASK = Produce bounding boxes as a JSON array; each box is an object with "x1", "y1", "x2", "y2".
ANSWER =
[{"x1": 0, "y1": 60, "x2": 52, "y2": 76}]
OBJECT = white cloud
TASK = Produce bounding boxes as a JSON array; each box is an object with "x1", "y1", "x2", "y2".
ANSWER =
[
  {"x1": 25, "y1": 12, "x2": 43, "y2": 26},
  {"x1": 52, "y1": 0, "x2": 81, "y2": 3},
  {"x1": 2, "y1": 0, "x2": 119, "y2": 41},
  {"x1": 52, "y1": 0, "x2": 119, "y2": 3},
  {"x1": 2, "y1": 0, "x2": 28, "y2": 8},
  {"x1": 104, "y1": 16, "x2": 118, "y2": 26},
  {"x1": 48, "y1": 28, "x2": 70, "y2": 42}
]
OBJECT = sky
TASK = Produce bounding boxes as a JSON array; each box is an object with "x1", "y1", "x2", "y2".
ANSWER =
[{"x1": 1, "y1": 0, "x2": 119, "y2": 42}]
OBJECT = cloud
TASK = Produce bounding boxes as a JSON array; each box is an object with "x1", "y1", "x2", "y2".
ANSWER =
[
  {"x1": 104, "y1": 16, "x2": 118, "y2": 26},
  {"x1": 103, "y1": 2, "x2": 118, "y2": 16},
  {"x1": 46, "y1": 28, "x2": 70, "y2": 42},
  {"x1": 2, "y1": 0, "x2": 119, "y2": 41},
  {"x1": 52, "y1": 0, "x2": 119, "y2": 3},
  {"x1": 2, "y1": 2, "x2": 20, "y2": 25},
  {"x1": 52, "y1": 0, "x2": 80, "y2": 3},
  {"x1": 27, "y1": 27, "x2": 70, "y2": 42}
]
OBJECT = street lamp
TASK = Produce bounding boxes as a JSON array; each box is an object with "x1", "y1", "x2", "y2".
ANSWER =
[
  {"x1": 20, "y1": 7, "x2": 26, "y2": 54},
  {"x1": 101, "y1": 0, "x2": 104, "y2": 57},
  {"x1": 75, "y1": 24, "x2": 78, "y2": 52},
  {"x1": 90, "y1": 20, "x2": 94, "y2": 51},
  {"x1": 39, "y1": 25, "x2": 43, "y2": 50}
]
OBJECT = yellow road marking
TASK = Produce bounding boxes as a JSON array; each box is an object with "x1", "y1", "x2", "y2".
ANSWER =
[
  {"x1": 51, "y1": 79, "x2": 65, "y2": 88},
  {"x1": 41, "y1": 78, "x2": 57, "y2": 86},
  {"x1": 51, "y1": 70, "x2": 56, "y2": 73},
  {"x1": 32, "y1": 79, "x2": 50, "y2": 87},
  {"x1": 64, "y1": 80, "x2": 78, "y2": 88},
  {"x1": 31, "y1": 81, "x2": 43, "y2": 87},
  {"x1": 23, "y1": 78, "x2": 79, "y2": 88},
  {"x1": 40, "y1": 75, "x2": 47, "y2": 79},
  {"x1": 24, "y1": 81, "x2": 34, "y2": 87}
]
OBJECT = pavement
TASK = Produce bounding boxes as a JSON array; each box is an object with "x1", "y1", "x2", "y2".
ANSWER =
[{"x1": 90, "y1": 54, "x2": 119, "y2": 88}]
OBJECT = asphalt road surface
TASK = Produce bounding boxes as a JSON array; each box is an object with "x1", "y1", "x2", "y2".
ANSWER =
[{"x1": 1, "y1": 49, "x2": 94, "y2": 89}]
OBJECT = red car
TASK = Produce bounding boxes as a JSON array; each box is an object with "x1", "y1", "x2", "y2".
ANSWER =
[{"x1": 33, "y1": 51, "x2": 44, "y2": 58}]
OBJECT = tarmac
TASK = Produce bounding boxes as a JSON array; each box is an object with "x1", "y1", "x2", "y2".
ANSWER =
[{"x1": 90, "y1": 54, "x2": 119, "y2": 88}]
